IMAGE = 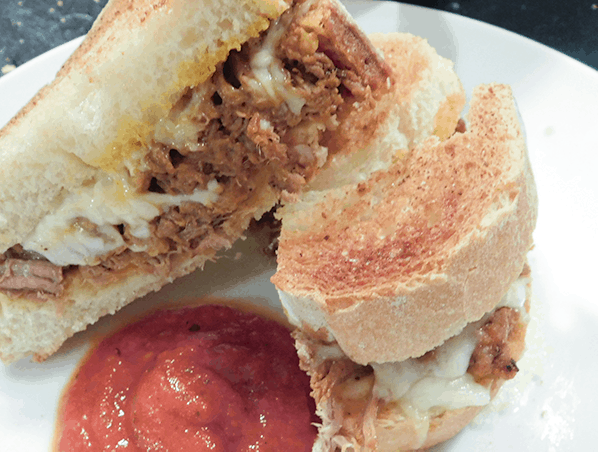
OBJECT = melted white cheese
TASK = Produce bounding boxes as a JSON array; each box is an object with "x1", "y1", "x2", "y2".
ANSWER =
[
  {"x1": 371, "y1": 278, "x2": 529, "y2": 413},
  {"x1": 248, "y1": 12, "x2": 306, "y2": 115},
  {"x1": 23, "y1": 176, "x2": 220, "y2": 266},
  {"x1": 372, "y1": 322, "x2": 490, "y2": 412},
  {"x1": 153, "y1": 85, "x2": 213, "y2": 153}
]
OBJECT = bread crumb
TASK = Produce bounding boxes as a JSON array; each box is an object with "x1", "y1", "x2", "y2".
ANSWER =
[
  {"x1": 57, "y1": 0, "x2": 64, "y2": 6},
  {"x1": 1, "y1": 64, "x2": 16, "y2": 75}
]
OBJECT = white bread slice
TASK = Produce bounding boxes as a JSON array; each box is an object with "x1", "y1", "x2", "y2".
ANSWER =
[
  {"x1": 0, "y1": 0, "x2": 395, "y2": 363},
  {"x1": 272, "y1": 83, "x2": 538, "y2": 366}
]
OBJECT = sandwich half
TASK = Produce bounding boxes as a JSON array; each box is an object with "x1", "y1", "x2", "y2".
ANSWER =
[
  {"x1": 292, "y1": 269, "x2": 531, "y2": 451},
  {"x1": 0, "y1": 0, "x2": 394, "y2": 363},
  {"x1": 272, "y1": 35, "x2": 538, "y2": 450}
]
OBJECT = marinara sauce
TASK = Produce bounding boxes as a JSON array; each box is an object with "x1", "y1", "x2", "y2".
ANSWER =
[{"x1": 55, "y1": 304, "x2": 318, "y2": 451}]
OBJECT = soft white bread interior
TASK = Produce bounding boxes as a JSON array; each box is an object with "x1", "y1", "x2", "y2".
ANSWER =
[
  {"x1": 272, "y1": 82, "x2": 538, "y2": 365},
  {"x1": 0, "y1": 0, "x2": 395, "y2": 363}
]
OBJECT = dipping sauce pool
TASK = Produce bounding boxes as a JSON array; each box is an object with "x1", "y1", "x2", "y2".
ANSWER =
[{"x1": 55, "y1": 304, "x2": 318, "y2": 451}]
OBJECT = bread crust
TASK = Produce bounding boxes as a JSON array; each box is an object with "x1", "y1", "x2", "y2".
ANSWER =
[{"x1": 273, "y1": 84, "x2": 538, "y2": 365}]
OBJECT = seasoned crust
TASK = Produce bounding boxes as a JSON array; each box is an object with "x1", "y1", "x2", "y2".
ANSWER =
[{"x1": 273, "y1": 84, "x2": 538, "y2": 365}]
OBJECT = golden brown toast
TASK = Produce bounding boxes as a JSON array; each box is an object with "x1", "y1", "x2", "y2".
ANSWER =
[{"x1": 273, "y1": 84, "x2": 537, "y2": 364}]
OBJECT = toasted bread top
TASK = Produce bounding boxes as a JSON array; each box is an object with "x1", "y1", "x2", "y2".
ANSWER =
[{"x1": 273, "y1": 84, "x2": 538, "y2": 364}]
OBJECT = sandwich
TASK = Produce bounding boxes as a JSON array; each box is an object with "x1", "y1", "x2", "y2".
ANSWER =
[
  {"x1": 271, "y1": 34, "x2": 538, "y2": 450},
  {"x1": 0, "y1": 0, "x2": 396, "y2": 363},
  {"x1": 0, "y1": 4, "x2": 537, "y2": 447}
]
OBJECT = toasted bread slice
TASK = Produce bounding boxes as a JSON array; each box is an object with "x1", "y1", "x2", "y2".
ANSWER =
[
  {"x1": 272, "y1": 83, "x2": 538, "y2": 365},
  {"x1": 0, "y1": 0, "x2": 394, "y2": 363}
]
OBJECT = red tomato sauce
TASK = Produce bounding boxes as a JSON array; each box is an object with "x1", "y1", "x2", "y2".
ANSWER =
[{"x1": 55, "y1": 304, "x2": 318, "y2": 451}]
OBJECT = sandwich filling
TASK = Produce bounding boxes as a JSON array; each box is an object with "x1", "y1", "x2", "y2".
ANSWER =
[
  {"x1": 0, "y1": 0, "x2": 389, "y2": 298},
  {"x1": 296, "y1": 275, "x2": 530, "y2": 450}
]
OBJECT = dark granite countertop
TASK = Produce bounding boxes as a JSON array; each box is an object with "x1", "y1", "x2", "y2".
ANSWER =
[
  {"x1": 1, "y1": 0, "x2": 597, "y2": 77},
  {"x1": 402, "y1": 0, "x2": 598, "y2": 70},
  {"x1": 0, "y1": 0, "x2": 108, "y2": 75}
]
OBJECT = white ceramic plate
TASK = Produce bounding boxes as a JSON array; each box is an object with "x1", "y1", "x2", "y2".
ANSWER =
[{"x1": 2, "y1": 1, "x2": 598, "y2": 450}]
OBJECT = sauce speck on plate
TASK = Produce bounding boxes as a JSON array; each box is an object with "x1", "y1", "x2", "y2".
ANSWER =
[{"x1": 55, "y1": 304, "x2": 318, "y2": 451}]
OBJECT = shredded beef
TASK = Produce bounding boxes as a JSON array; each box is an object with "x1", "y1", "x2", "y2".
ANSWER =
[
  {"x1": 468, "y1": 307, "x2": 523, "y2": 382},
  {"x1": 117, "y1": 7, "x2": 373, "y2": 284},
  {"x1": 0, "y1": 258, "x2": 63, "y2": 295},
  {"x1": 142, "y1": 3, "x2": 373, "y2": 199}
]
